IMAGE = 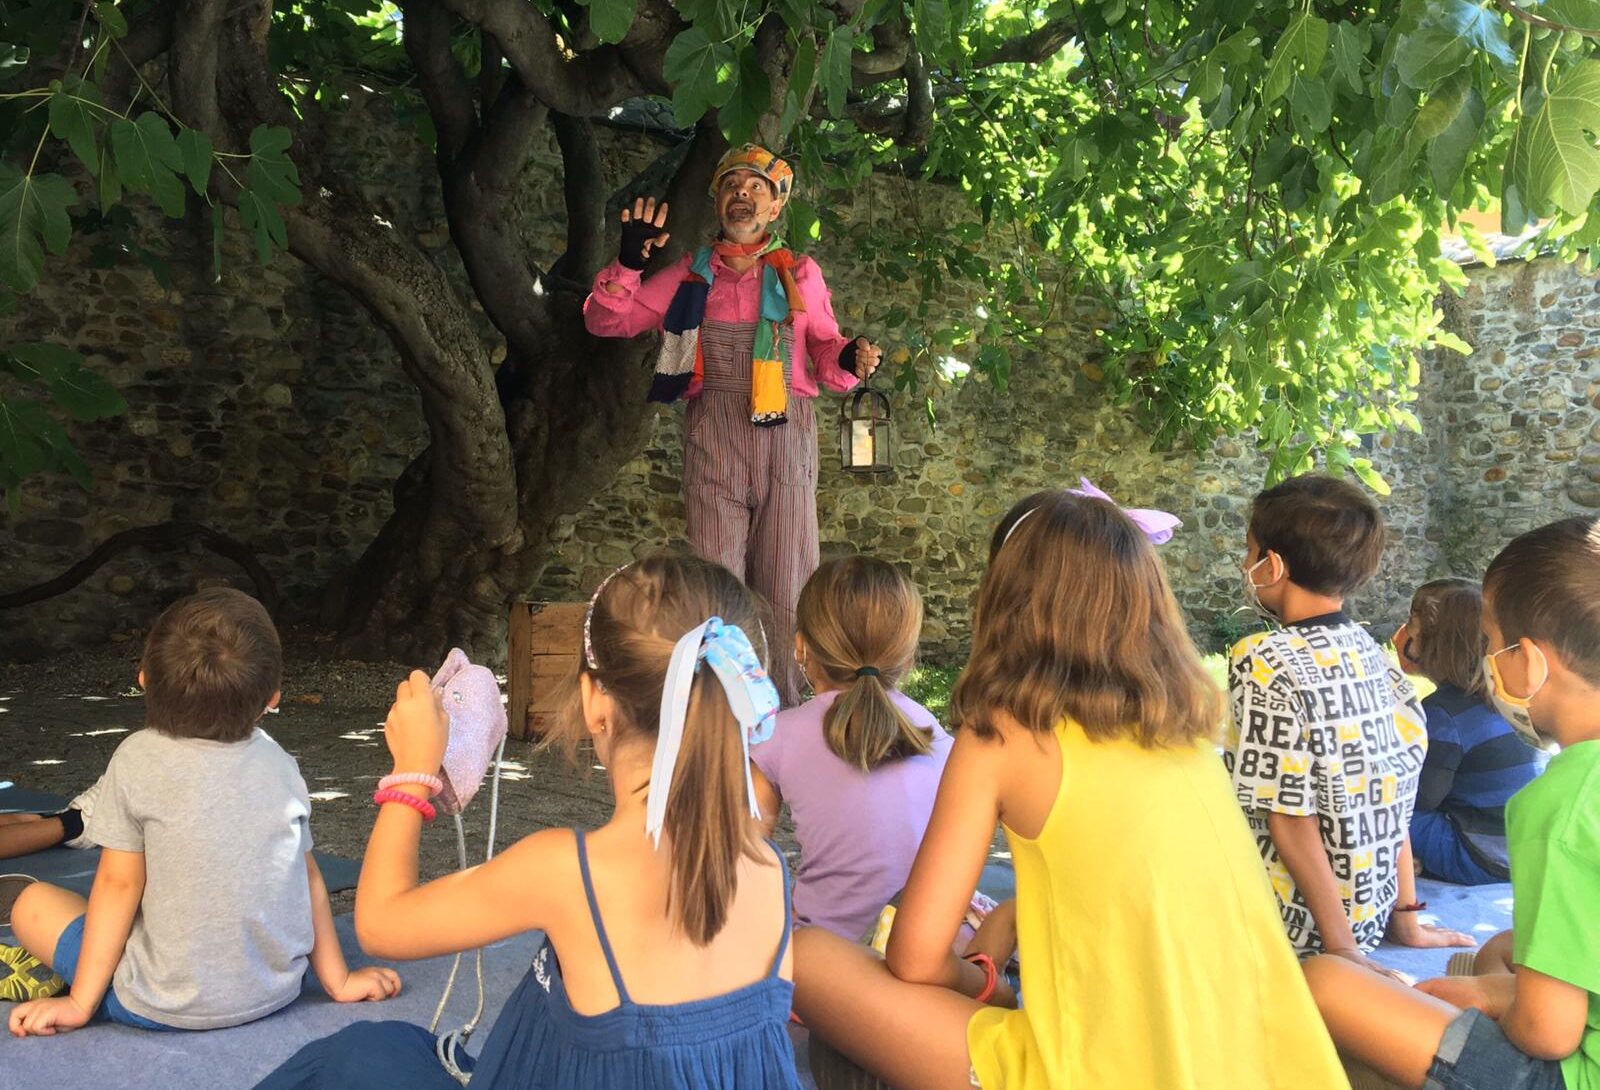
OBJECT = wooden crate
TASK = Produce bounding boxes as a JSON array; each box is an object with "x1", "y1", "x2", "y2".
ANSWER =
[{"x1": 506, "y1": 601, "x2": 587, "y2": 739}]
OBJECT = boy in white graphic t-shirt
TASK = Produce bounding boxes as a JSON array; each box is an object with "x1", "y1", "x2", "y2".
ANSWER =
[{"x1": 1224, "y1": 475, "x2": 1475, "y2": 972}]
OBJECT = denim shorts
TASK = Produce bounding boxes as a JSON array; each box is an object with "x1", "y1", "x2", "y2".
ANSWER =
[
  {"x1": 53, "y1": 915, "x2": 174, "y2": 1030},
  {"x1": 1424, "y1": 1009, "x2": 1565, "y2": 1090}
]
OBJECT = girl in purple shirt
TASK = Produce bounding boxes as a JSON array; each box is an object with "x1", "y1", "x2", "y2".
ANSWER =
[{"x1": 751, "y1": 556, "x2": 952, "y2": 941}]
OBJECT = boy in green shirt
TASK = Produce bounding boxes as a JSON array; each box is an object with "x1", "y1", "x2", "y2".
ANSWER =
[{"x1": 1302, "y1": 515, "x2": 1600, "y2": 1090}]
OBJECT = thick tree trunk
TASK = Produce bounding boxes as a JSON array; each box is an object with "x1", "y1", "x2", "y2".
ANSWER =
[
  {"x1": 325, "y1": 301, "x2": 662, "y2": 664},
  {"x1": 147, "y1": 0, "x2": 726, "y2": 665}
]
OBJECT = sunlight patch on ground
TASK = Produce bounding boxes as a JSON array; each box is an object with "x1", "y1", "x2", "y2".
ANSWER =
[
  {"x1": 494, "y1": 759, "x2": 529, "y2": 782},
  {"x1": 32, "y1": 759, "x2": 65, "y2": 766},
  {"x1": 81, "y1": 728, "x2": 128, "y2": 737},
  {"x1": 309, "y1": 791, "x2": 350, "y2": 801}
]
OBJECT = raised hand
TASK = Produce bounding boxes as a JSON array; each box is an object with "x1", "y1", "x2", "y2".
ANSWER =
[
  {"x1": 384, "y1": 670, "x2": 448, "y2": 779},
  {"x1": 619, "y1": 197, "x2": 670, "y2": 271}
]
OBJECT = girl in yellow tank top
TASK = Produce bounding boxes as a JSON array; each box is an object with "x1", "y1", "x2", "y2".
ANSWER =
[{"x1": 793, "y1": 489, "x2": 1350, "y2": 1090}]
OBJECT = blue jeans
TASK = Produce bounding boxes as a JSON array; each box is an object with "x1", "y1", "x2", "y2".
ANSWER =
[
  {"x1": 53, "y1": 914, "x2": 174, "y2": 1030},
  {"x1": 1412, "y1": 810, "x2": 1503, "y2": 886},
  {"x1": 1424, "y1": 1009, "x2": 1565, "y2": 1090}
]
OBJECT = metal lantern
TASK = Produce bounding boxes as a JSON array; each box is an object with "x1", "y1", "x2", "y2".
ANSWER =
[{"x1": 839, "y1": 385, "x2": 893, "y2": 474}]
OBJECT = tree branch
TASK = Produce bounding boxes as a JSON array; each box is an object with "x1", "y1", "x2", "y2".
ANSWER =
[
  {"x1": 974, "y1": 17, "x2": 1076, "y2": 66},
  {"x1": 169, "y1": 0, "x2": 225, "y2": 134},
  {"x1": 469, "y1": 76, "x2": 548, "y2": 193},
  {"x1": 103, "y1": 0, "x2": 175, "y2": 106},
  {"x1": 852, "y1": 19, "x2": 910, "y2": 76},
  {"x1": 441, "y1": 0, "x2": 646, "y2": 114},
  {"x1": 549, "y1": 111, "x2": 607, "y2": 285},
  {"x1": 401, "y1": 0, "x2": 478, "y2": 159},
  {"x1": 480, "y1": 33, "x2": 505, "y2": 106},
  {"x1": 606, "y1": 137, "x2": 693, "y2": 216},
  {"x1": 901, "y1": 50, "x2": 933, "y2": 147},
  {"x1": 1495, "y1": 0, "x2": 1600, "y2": 38},
  {"x1": 440, "y1": 79, "x2": 558, "y2": 358}
]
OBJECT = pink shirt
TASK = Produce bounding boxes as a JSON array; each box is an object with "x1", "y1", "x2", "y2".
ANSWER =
[{"x1": 582, "y1": 252, "x2": 862, "y2": 399}]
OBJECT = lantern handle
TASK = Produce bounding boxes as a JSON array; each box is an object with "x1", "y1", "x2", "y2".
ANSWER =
[{"x1": 845, "y1": 382, "x2": 891, "y2": 418}]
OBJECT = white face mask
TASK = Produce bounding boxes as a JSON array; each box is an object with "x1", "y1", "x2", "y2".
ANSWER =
[
  {"x1": 1483, "y1": 643, "x2": 1551, "y2": 749},
  {"x1": 1242, "y1": 555, "x2": 1279, "y2": 623}
]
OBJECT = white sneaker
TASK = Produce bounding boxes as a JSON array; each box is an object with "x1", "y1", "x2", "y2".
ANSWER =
[{"x1": 61, "y1": 777, "x2": 103, "y2": 850}]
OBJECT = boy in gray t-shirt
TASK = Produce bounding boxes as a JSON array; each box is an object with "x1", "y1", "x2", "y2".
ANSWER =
[{"x1": 7, "y1": 588, "x2": 401, "y2": 1034}]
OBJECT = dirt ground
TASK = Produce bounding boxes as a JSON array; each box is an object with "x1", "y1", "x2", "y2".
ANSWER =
[{"x1": 1, "y1": 632, "x2": 802, "y2": 913}]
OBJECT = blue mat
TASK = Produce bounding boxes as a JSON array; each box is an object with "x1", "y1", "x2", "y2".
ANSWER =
[
  {"x1": 1, "y1": 914, "x2": 550, "y2": 1089},
  {"x1": 1368, "y1": 876, "x2": 1514, "y2": 981},
  {"x1": 0, "y1": 914, "x2": 819, "y2": 1090}
]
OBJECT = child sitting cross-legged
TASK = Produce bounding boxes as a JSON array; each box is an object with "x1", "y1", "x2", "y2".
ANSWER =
[
  {"x1": 1305, "y1": 515, "x2": 1600, "y2": 1090},
  {"x1": 1394, "y1": 577, "x2": 1545, "y2": 886},
  {"x1": 1226, "y1": 474, "x2": 1474, "y2": 969},
  {"x1": 750, "y1": 555, "x2": 953, "y2": 942},
  {"x1": 791, "y1": 489, "x2": 1350, "y2": 1090},
  {"x1": 6, "y1": 588, "x2": 399, "y2": 1036},
  {"x1": 252, "y1": 555, "x2": 804, "y2": 1090}
]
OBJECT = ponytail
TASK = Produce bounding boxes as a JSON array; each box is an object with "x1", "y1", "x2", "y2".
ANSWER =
[
  {"x1": 557, "y1": 556, "x2": 774, "y2": 948},
  {"x1": 797, "y1": 556, "x2": 930, "y2": 771},
  {"x1": 662, "y1": 678, "x2": 755, "y2": 944},
  {"x1": 823, "y1": 671, "x2": 933, "y2": 771}
]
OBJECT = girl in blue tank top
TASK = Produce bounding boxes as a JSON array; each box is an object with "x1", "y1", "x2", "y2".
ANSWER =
[{"x1": 255, "y1": 556, "x2": 801, "y2": 1090}]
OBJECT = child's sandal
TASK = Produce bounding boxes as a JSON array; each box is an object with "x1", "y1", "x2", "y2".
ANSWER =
[{"x1": 0, "y1": 942, "x2": 65, "y2": 1003}]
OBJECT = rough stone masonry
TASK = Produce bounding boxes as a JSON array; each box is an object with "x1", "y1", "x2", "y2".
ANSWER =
[{"x1": 1, "y1": 90, "x2": 1595, "y2": 662}]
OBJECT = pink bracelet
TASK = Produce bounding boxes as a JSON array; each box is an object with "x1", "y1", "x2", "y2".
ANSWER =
[
  {"x1": 373, "y1": 787, "x2": 436, "y2": 822},
  {"x1": 377, "y1": 772, "x2": 444, "y2": 797}
]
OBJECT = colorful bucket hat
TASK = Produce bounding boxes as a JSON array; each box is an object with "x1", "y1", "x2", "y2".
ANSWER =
[{"x1": 710, "y1": 144, "x2": 794, "y2": 201}]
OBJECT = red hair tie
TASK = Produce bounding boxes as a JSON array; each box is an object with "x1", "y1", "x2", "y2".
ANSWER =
[{"x1": 373, "y1": 787, "x2": 436, "y2": 823}]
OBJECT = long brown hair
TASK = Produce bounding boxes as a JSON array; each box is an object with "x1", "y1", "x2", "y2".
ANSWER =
[
  {"x1": 1408, "y1": 578, "x2": 1488, "y2": 697},
  {"x1": 796, "y1": 556, "x2": 933, "y2": 770},
  {"x1": 545, "y1": 555, "x2": 772, "y2": 945},
  {"x1": 952, "y1": 490, "x2": 1221, "y2": 746}
]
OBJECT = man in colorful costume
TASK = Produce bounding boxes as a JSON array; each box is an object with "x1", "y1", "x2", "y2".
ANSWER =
[{"x1": 584, "y1": 145, "x2": 882, "y2": 704}]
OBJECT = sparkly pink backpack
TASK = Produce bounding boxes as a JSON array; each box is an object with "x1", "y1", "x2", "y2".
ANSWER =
[{"x1": 430, "y1": 648, "x2": 508, "y2": 817}]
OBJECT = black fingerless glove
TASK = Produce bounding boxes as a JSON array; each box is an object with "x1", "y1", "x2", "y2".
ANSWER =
[
  {"x1": 839, "y1": 338, "x2": 860, "y2": 377},
  {"x1": 619, "y1": 218, "x2": 660, "y2": 271}
]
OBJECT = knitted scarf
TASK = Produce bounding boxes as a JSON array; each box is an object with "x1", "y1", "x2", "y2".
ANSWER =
[{"x1": 647, "y1": 236, "x2": 804, "y2": 427}]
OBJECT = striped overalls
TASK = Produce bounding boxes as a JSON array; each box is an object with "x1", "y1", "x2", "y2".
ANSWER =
[{"x1": 684, "y1": 320, "x2": 814, "y2": 705}]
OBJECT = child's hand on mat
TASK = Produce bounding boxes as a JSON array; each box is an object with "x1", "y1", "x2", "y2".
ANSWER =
[
  {"x1": 328, "y1": 965, "x2": 403, "y2": 1004},
  {"x1": 1416, "y1": 974, "x2": 1515, "y2": 1020},
  {"x1": 8, "y1": 994, "x2": 93, "y2": 1037},
  {"x1": 385, "y1": 669, "x2": 448, "y2": 777},
  {"x1": 1328, "y1": 946, "x2": 1408, "y2": 984},
  {"x1": 1387, "y1": 912, "x2": 1476, "y2": 949}
]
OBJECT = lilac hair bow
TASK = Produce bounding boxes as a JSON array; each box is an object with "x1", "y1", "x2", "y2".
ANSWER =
[{"x1": 1070, "y1": 477, "x2": 1182, "y2": 545}]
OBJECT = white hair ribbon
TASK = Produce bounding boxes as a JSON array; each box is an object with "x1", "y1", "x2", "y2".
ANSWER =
[{"x1": 644, "y1": 618, "x2": 780, "y2": 848}]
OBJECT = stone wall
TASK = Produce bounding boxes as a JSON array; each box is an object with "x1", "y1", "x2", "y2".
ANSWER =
[{"x1": 2, "y1": 92, "x2": 1596, "y2": 662}]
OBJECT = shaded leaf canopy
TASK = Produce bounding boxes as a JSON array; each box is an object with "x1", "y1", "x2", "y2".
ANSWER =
[{"x1": 4, "y1": 0, "x2": 1600, "y2": 506}]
